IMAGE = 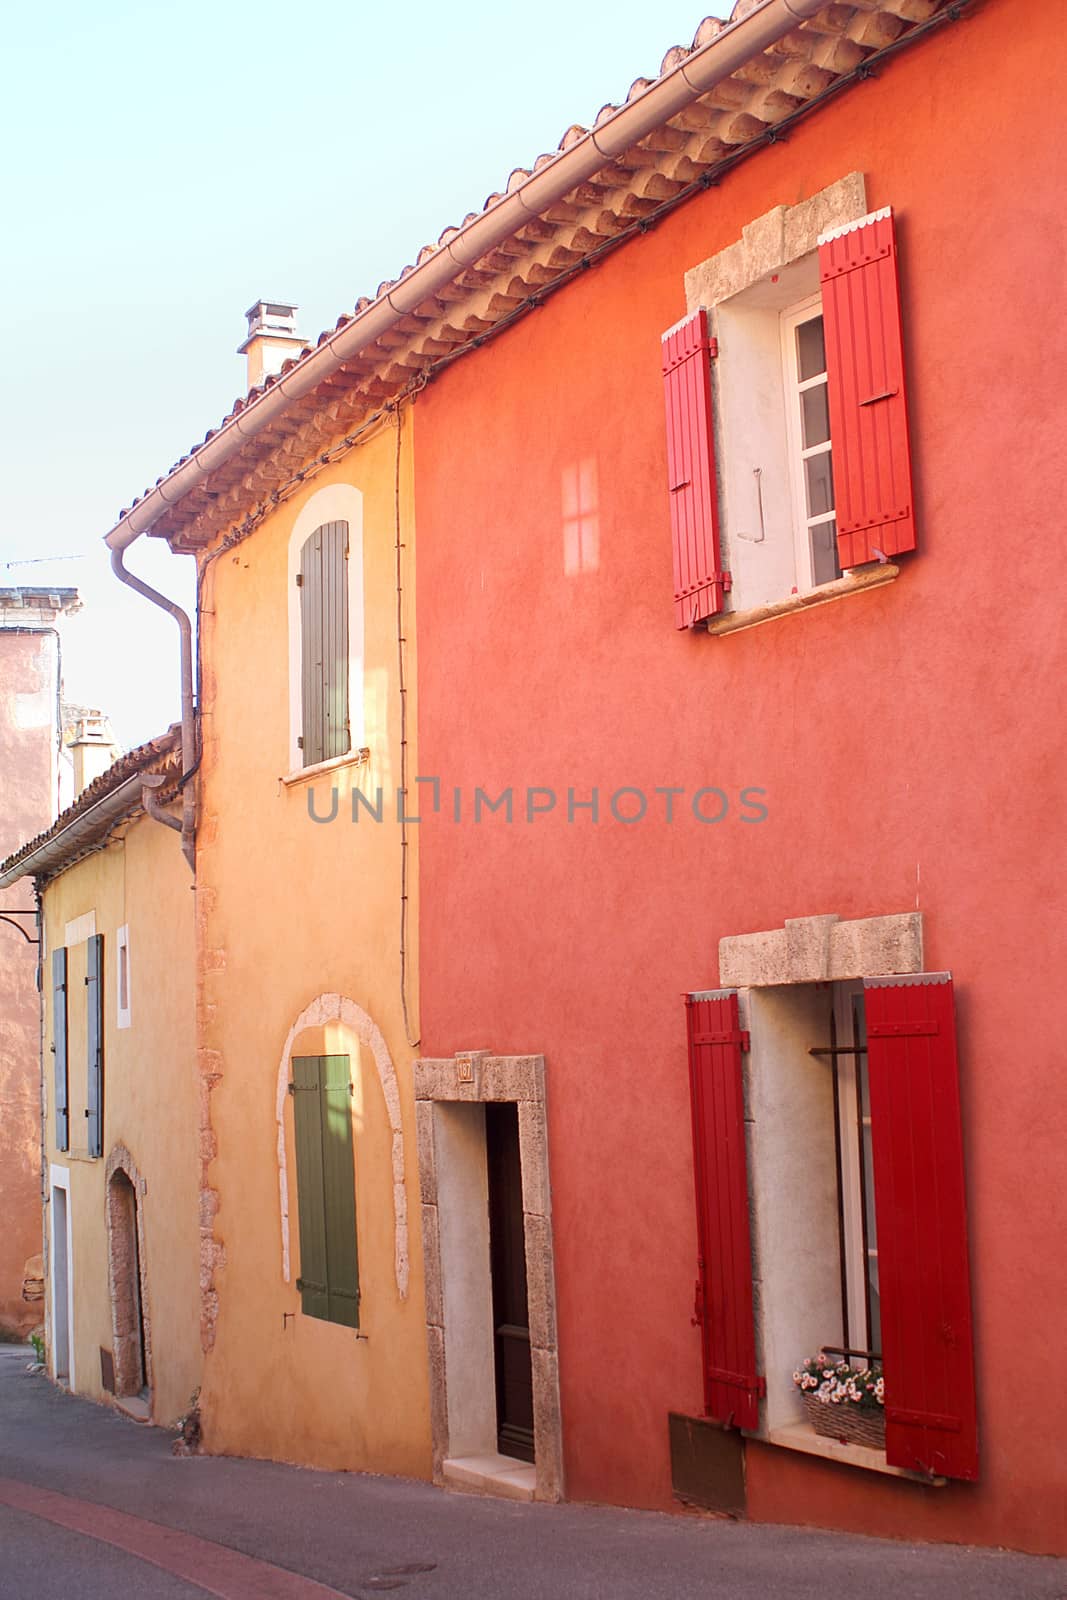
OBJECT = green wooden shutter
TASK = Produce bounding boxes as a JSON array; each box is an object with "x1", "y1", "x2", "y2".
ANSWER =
[
  {"x1": 299, "y1": 522, "x2": 349, "y2": 768},
  {"x1": 52, "y1": 948, "x2": 69, "y2": 1151},
  {"x1": 292, "y1": 1055, "x2": 330, "y2": 1320},
  {"x1": 320, "y1": 1054, "x2": 360, "y2": 1328},
  {"x1": 291, "y1": 1054, "x2": 360, "y2": 1326},
  {"x1": 86, "y1": 934, "x2": 104, "y2": 1158}
]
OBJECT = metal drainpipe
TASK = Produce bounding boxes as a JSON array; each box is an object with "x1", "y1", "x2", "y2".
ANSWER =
[
  {"x1": 102, "y1": 0, "x2": 833, "y2": 553},
  {"x1": 109, "y1": 546, "x2": 197, "y2": 873}
]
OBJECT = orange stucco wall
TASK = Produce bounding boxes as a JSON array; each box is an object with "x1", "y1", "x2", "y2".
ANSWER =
[
  {"x1": 0, "y1": 630, "x2": 56, "y2": 1336},
  {"x1": 193, "y1": 423, "x2": 430, "y2": 1477},
  {"x1": 413, "y1": 0, "x2": 1066, "y2": 1556}
]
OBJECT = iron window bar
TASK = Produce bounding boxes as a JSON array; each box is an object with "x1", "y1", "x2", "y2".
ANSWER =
[{"x1": 808, "y1": 1019, "x2": 878, "y2": 1356}]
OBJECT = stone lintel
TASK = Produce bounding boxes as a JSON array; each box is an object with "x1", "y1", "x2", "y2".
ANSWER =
[
  {"x1": 684, "y1": 171, "x2": 867, "y2": 311},
  {"x1": 719, "y1": 912, "x2": 923, "y2": 988}
]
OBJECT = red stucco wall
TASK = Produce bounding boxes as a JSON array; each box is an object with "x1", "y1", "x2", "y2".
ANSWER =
[
  {"x1": 414, "y1": 2, "x2": 1065, "y2": 1555},
  {"x1": 0, "y1": 630, "x2": 55, "y2": 1335}
]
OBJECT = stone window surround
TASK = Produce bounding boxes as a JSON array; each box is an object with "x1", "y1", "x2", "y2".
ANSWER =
[
  {"x1": 719, "y1": 910, "x2": 923, "y2": 989},
  {"x1": 415, "y1": 1052, "x2": 563, "y2": 1504},
  {"x1": 715, "y1": 911, "x2": 942, "y2": 1484},
  {"x1": 275, "y1": 991, "x2": 409, "y2": 1301},
  {"x1": 681, "y1": 172, "x2": 903, "y2": 634}
]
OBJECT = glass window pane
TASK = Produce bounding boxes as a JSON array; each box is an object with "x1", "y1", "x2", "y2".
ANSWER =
[
  {"x1": 796, "y1": 315, "x2": 826, "y2": 382},
  {"x1": 804, "y1": 450, "x2": 834, "y2": 518},
  {"x1": 801, "y1": 381, "x2": 830, "y2": 448},
  {"x1": 811, "y1": 520, "x2": 841, "y2": 587}
]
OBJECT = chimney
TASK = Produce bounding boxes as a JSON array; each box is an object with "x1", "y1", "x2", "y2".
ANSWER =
[
  {"x1": 68, "y1": 712, "x2": 119, "y2": 797},
  {"x1": 238, "y1": 300, "x2": 305, "y2": 389}
]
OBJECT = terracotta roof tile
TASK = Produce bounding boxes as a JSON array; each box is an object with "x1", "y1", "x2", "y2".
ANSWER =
[
  {"x1": 0, "y1": 727, "x2": 183, "y2": 882},
  {"x1": 117, "y1": 0, "x2": 956, "y2": 549}
]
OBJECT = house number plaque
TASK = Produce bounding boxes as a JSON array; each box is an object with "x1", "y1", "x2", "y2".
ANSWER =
[{"x1": 456, "y1": 1055, "x2": 474, "y2": 1084}]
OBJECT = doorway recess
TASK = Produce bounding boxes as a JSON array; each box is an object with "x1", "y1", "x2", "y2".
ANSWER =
[{"x1": 416, "y1": 1052, "x2": 562, "y2": 1503}]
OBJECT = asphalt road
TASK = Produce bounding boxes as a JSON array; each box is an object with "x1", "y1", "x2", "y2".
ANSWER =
[{"x1": 0, "y1": 1346, "x2": 1062, "y2": 1600}]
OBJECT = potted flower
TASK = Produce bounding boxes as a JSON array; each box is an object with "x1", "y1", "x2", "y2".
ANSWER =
[{"x1": 793, "y1": 1353, "x2": 886, "y2": 1450}]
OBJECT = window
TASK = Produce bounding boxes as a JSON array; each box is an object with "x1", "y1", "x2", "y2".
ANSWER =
[
  {"x1": 116, "y1": 924, "x2": 131, "y2": 1030},
  {"x1": 86, "y1": 933, "x2": 104, "y2": 1159},
  {"x1": 686, "y1": 969, "x2": 978, "y2": 1482},
  {"x1": 781, "y1": 300, "x2": 840, "y2": 593},
  {"x1": 286, "y1": 486, "x2": 364, "y2": 775},
  {"x1": 662, "y1": 190, "x2": 916, "y2": 627},
  {"x1": 52, "y1": 947, "x2": 69, "y2": 1152},
  {"x1": 813, "y1": 982, "x2": 880, "y2": 1359},
  {"x1": 290, "y1": 1054, "x2": 361, "y2": 1328},
  {"x1": 298, "y1": 521, "x2": 349, "y2": 768}
]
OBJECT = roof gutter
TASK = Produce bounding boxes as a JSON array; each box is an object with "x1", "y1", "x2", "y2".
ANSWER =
[
  {"x1": 104, "y1": 0, "x2": 826, "y2": 552},
  {"x1": 0, "y1": 772, "x2": 163, "y2": 891}
]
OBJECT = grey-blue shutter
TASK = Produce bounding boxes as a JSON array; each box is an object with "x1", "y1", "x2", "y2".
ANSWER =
[
  {"x1": 299, "y1": 521, "x2": 349, "y2": 767},
  {"x1": 86, "y1": 934, "x2": 104, "y2": 1158},
  {"x1": 52, "y1": 948, "x2": 69, "y2": 1151}
]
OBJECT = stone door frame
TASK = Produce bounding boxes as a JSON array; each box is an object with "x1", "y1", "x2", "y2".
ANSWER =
[
  {"x1": 415, "y1": 1051, "x2": 563, "y2": 1502},
  {"x1": 105, "y1": 1143, "x2": 153, "y2": 1405}
]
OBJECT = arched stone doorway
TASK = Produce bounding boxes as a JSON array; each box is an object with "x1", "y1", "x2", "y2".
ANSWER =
[{"x1": 105, "y1": 1145, "x2": 152, "y2": 1407}]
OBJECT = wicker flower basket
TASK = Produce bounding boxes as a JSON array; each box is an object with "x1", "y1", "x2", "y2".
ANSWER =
[{"x1": 803, "y1": 1394, "x2": 886, "y2": 1450}]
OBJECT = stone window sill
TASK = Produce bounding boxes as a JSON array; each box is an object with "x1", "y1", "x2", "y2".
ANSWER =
[
  {"x1": 280, "y1": 747, "x2": 371, "y2": 788},
  {"x1": 755, "y1": 1421, "x2": 946, "y2": 1486},
  {"x1": 707, "y1": 562, "x2": 900, "y2": 637}
]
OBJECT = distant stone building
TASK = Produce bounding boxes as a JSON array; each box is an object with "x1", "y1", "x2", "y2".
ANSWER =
[{"x1": 0, "y1": 587, "x2": 81, "y2": 1336}]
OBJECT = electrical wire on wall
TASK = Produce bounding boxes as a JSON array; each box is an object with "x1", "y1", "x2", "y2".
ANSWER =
[{"x1": 392, "y1": 401, "x2": 420, "y2": 1050}]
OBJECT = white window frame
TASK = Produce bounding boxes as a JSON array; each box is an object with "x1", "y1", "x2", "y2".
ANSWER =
[
  {"x1": 116, "y1": 923, "x2": 131, "y2": 1029},
  {"x1": 780, "y1": 294, "x2": 839, "y2": 596},
  {"x1": 681, "y1": 173, "x2": 902, "y2": 624},
  {"x1": 49, "y1": 1164, "x2": 75, "y2": 1390},
  {"x1": 286, "y1": 484, "x2": 365, "y2": 779}
]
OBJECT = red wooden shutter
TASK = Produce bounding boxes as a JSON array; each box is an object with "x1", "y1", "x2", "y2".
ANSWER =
[
  {"x1": 662, "y1": 310, "x2": 727, "y2": 629},
  {"x1": 685, "y1": 989, "x2": 761, "y2": 1428},
  {"x1": 864, "y1": 973, "x2": 978, "y2": 1481},
  {"x1": 820, "y1": 208, "x2": 916, "y2": 570}
]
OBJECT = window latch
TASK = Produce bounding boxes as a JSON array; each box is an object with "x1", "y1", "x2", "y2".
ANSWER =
[{"x1": 859, "y1": 388, "x2": 898, "y2": 406}]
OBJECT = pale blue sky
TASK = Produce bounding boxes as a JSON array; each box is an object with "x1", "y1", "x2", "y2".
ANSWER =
[{"x1": 1, "y1": 0, "x2": 717, "y2": 748}]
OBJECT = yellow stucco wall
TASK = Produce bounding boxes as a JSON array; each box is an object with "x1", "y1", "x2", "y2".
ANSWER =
[
  {"x1": 41, "y1": 804, "x2": 199, "y2": 1427},
  {"x1": 194, "y1": 412, "x2": 429, "y2": 1474}
]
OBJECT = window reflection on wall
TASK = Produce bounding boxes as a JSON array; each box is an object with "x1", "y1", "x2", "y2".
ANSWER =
[{"x1": 562, "y1": 459, "x2": 600, "y2": 575}]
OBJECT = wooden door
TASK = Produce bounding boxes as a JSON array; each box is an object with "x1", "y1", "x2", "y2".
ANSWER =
[{"x1": 486, "y1": 1102, "x2": 535, "y2": 1462}]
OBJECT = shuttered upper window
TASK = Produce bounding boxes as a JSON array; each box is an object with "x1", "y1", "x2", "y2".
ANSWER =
[
  {"x1": 662, "y1": 203, "x2": 915, "y2": 626},
  {"x1": 52, "y1": 947, "x2": 69, "y2": 1152},
  {"x1": 290, "y1": 1054, "x2": 361, "y2": 1328},
  {"x1": 86, "y1": 933, "x2": 104, "y2": 1159},
  {"x1": 298, "y1": 522, "x2": 350, "y2": 768}
]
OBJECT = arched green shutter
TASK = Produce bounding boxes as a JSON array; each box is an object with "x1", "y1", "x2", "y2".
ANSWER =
[{"x1": 291, "y1": 1054, "x2": 360, "y2": 1328}]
